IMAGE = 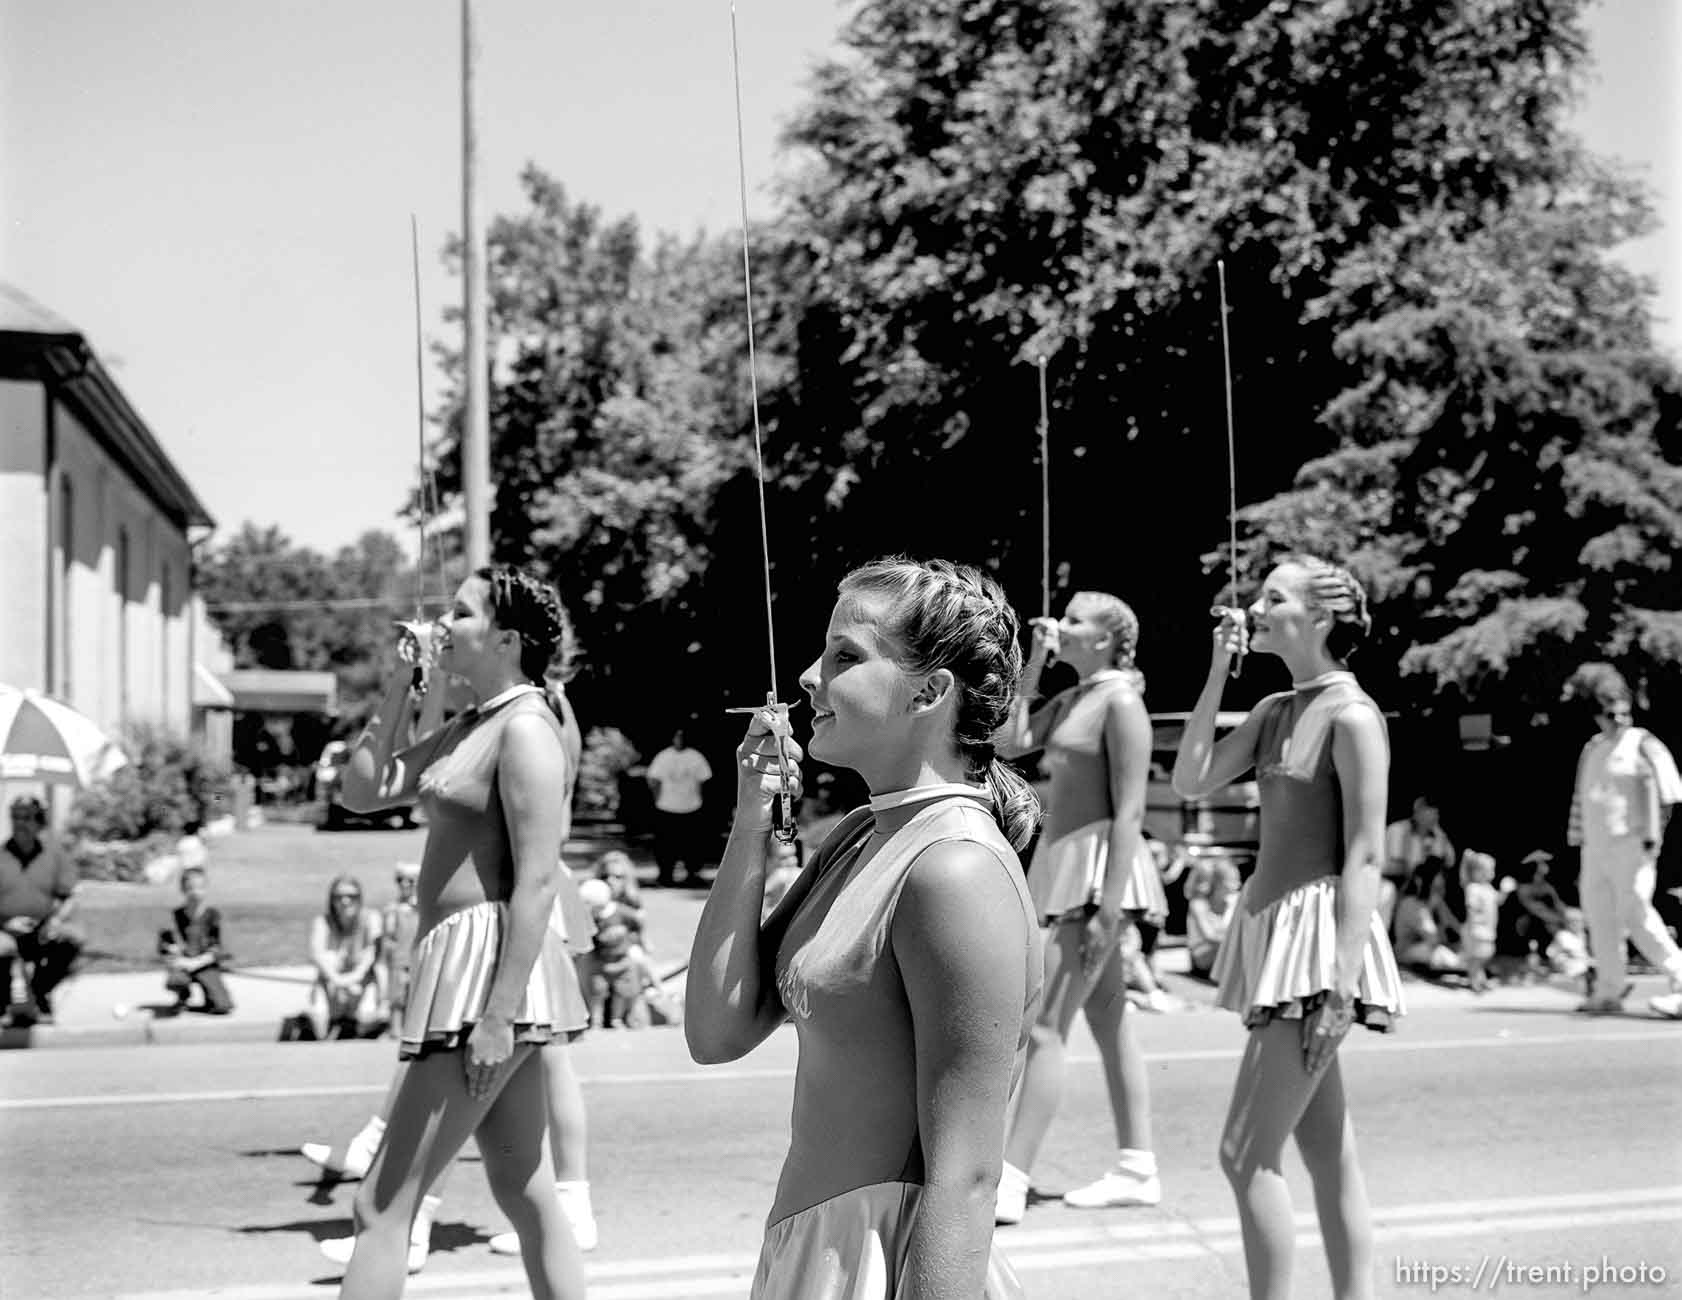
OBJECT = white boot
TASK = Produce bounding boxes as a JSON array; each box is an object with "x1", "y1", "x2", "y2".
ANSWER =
[
  {"x1": 318, "y1": 1194, "x2": 437, "y2": 1275},
  {"x1": 488, "y1": 1179, "x2": 598, "y2": 1255},
  {"x1": 994, "y1": 1161, "x2": 1029, "y2": 1226},
  {"x1": 302, "y1": 1115, "x2": 385, "y2": 1180},
  {"x1": 1063, "y1": 1148, "x2": 1162, "y2": 1209}
]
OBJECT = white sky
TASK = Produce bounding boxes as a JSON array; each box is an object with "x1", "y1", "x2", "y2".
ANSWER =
[{"x1": 1, "y1": 0, "x2": 1675, "y2": 554}]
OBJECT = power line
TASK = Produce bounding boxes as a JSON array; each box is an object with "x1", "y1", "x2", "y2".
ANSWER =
[{"x1": 204, "y1": 595, "x2": 451, "y2": 615}]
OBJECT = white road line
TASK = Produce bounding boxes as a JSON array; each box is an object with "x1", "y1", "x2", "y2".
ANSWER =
[
  {"x1": 109, "y1": 1187, "x2": 1682, "y2": 1300},
  {"x1": 5, "y1": 1028, "x2": 1675, "y2": 1112}
]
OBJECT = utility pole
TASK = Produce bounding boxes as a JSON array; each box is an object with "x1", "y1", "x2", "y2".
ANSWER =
[{"x1": 461, "y1": 0, "x2": 491, "y2": 568}]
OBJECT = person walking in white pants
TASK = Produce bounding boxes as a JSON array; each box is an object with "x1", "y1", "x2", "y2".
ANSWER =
[{"x1": 1566, "y1": 668, "x2": 1682, "y2": 1018}]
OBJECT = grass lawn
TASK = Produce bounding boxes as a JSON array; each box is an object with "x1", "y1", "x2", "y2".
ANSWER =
[{"x1": 70, "y1": 820, "x2": 696, "y2": 973}]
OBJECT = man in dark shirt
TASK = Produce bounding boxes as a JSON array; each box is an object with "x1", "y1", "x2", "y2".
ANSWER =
[{"x1": 0, "y1": 795, "x2": 85, "y2": 1025}]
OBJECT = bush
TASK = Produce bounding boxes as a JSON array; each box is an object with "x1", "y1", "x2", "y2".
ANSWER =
[
  {"x1": 577, "y1": 726, "x2": 640, "y2": 818},
  {"x1": 68, "y1": 725, "x2": 234, "y2": 845},
  {"x1": 70, "y1": 831, "x2": 179, "y2": 883}
]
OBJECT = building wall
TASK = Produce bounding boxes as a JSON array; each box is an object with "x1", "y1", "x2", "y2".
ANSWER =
[
  {"x1": 0, "y1": 377, "x2": 196, "y2": 741},
  {"x1": 0, "y1": 380, "x2": 49, "y2": 692}
]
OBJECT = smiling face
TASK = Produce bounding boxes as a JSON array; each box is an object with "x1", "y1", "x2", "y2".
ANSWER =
[
  {"x1": 1246, "y1": 561, "x2": 1326, "y2": 658},
  {"x1": 798, "y1": 595, "x2": 920, "y2": 773}
]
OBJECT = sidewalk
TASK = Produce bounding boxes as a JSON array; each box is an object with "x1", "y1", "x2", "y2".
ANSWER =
[
  {"x1": 4, "y1": 881, "x2": 716, "y2": 1051},
  {"x1": 10, "y1": 920, "x2": 1614, "y2": 1050}
]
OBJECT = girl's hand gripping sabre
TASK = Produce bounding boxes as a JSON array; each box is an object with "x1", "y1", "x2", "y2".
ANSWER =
[{"x1": 727, "y1": 694, "x2": 803, "y2": 843}]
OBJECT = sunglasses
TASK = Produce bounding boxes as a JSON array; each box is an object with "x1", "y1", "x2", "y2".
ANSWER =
[{"x1": 333, "y1": 893, "x2": 361, "y2": 902}]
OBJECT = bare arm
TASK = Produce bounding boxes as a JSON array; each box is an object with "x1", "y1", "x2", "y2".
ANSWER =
[
  {"x1": 340, "y1": 649, "x2": 465, "y2": 814},
  {"x1": 685, "y1": 711, "x2": 805, "y2": 1064},
  {"x1": 1100, "y1": 689, "x2": 1151, "y2": 913},
  {"x1": 1304, "y1": 702, "x2": 1388, "y2": 1072},
  {"x1": 994, "y1": 617, "x2": 1056, "y2": 758},
  {"x1": 480, "y1": 714, "x2": 568, "y2": 1024},
  {"x1": 1172, "y1": 610, "x2": 1269, "y2": 798},
  {"x1": 893, "y1": 842, "x2": 1031, "y2": 1299},
  {"x1": 308, "y1": 916, "x2": 338, "y2": 984}
]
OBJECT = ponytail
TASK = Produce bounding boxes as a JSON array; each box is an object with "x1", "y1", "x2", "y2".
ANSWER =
[{"x1": 983, "y1": 757, "x2": 1042, "y2": 854}]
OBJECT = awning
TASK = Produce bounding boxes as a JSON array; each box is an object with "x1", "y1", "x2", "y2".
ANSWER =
[
  {"x1": 217, "y1": 670, "x2": 339, "y2": 715},
  {"x1": 193, "y1": 663, "x2": 236, "y2": 709}
]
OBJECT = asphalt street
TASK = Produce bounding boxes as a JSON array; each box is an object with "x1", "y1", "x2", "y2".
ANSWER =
[{"x1": 2, "y1": 1000, "x2": 1678, "y2": 1300}]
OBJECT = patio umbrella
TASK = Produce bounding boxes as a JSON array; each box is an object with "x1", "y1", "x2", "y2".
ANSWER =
[{"x1": 0, "y1": 686, "x2": 129, "y2": 787}]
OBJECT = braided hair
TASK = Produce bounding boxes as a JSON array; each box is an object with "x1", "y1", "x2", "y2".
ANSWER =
[
  {"x1": 474, "y1": 566, "x2": 578, "y2": 685},
  {"x1": 837, "y1": 557, "x2": 1043, "y2": 851},
  {"x1": 1282, "y1": 555, "x2": 1371, "y2": 661},
  {"x1": 1070, "y1": 590, "x2": 1141, "y2": 674}
]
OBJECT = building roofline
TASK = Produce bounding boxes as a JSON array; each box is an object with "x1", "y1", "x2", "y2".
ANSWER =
[{"x1": 0, "y1": 284, "x2": 216, "y2": 532}]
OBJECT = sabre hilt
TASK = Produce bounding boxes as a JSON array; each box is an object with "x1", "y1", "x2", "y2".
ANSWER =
[
  {"x1": 1210, "y1": 605, "x2": 1249, "y2": 680},
  {"x1": 725, "y1": 692, "x2": 799, "y2": 845}
]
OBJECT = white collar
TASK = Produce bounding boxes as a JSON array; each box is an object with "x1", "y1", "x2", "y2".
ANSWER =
[
  {"x1": 867, "y1": 782, "x2": 992, "y2": 815},
  {"x1": 473, "y1": 683, "x2": 542, "y2": 715},
  {"x1": 1292, "y1": 669, "x2": 1357, "y2": 693}
]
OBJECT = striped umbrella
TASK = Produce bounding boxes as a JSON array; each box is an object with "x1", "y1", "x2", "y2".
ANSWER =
[{"x1": 0, "y1": 686, "x2": 129, "y2": 787}]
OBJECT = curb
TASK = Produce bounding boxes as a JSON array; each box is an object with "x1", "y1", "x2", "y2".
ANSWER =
[{"x1": 3, "y1": 1013, "x2": 293, "y2": 1051}]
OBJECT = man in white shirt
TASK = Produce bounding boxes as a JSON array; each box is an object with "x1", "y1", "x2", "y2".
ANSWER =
[
  {"x1": 1567, "y1": 671, "x2": 1682, "y2": 1018},
  {"x1": 647, "y1": 729, "x2": 714, "y2": 888}
]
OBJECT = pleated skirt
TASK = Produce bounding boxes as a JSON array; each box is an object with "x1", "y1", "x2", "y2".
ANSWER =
[
  {"x1": 1212, "y1": 874, "x2": 1405, "y2": 1031},
  {"x1": 1027, "y1": 818, "x2": 1169, "y2": 926},
  {"x1": 752, "y1": 1182, "x2": 1025, "y2": 1300},
  {"x1": 399, "y1": 899, "x2": 590, "y2": 1059}
]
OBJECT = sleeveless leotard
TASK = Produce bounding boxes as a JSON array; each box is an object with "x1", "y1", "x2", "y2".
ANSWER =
[
  {"x1": 398, "y1": 685, "x2": 588, "y2": 1056},
  {"x1": 751, "y1": 796, "x2": 1040, "y2": 1300},
  {"x1": 1212, "y1": 674, "x2": 1405, "y2": 1030},
  {"x1": 1025, "y1": 673, "x2": 1167, "y2": 923}
]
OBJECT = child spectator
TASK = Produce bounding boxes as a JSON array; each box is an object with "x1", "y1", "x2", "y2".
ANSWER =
[
  {"x1": 1460, "y1": 850, "x2": 1500, "y2": 993},
  {"x1": 304, "y1": 874, "x2": 383, "y2": 1039},
  {"x1": 377, "y1": 862, "x2": 421, "y2": 1027},
  {"x1": 1547, "y1": 906, "x2": 1591, "y2": 988},
  {"x1": 578, "y1": 878, "x2": 660, "y2": 1028},
  {"x1": 160, "y1": 865, "x2": 233, "y2": 1014},
  {"x1": 1186, "y1": 858, "x2": 1241, "y2": 979},
  {"x1": 594, "y1": 850, "x2": 647, "y2": 941}
]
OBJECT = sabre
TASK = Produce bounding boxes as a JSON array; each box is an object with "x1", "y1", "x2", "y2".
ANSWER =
[
  {"x1": 396, "y1": 215, "x2": 440, "y2": 672},
  {"x1": 726, "y1": 2, "x2": 797, "y2": 844},
  {"x1": 1216, "y1": 259, "x2": 1245, "y2": 678},
  {"x1": 1036, "y1": 356, "x2": 1051, "y2": 620}
]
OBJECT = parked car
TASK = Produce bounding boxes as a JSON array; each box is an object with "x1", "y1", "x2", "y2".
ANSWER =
[
  {"x1": 315, "y1": 740, "x2": 419, "y2": 831},
  {"x1": 1146, "y1": 711, "x2": 1258, "y2": 934}
]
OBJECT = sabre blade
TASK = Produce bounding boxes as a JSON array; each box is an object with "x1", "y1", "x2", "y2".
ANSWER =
[
  {"x1": 729, "y1": 3, "x2": 795, "y2": 843},
  {"x1": 1216, "y1": 259, "x2": 1244, "y2": 678}
]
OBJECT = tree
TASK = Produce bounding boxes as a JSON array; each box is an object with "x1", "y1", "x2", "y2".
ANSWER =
[
  {"x1": 198, "y1": 524, "x2": 429, "y2": 736},
  {"x1": 424, "y1": 167, "x2": 785, "y2": 757},
  {"x1": 775, "y1": 0, "x2": 1680, "y2": 733}
]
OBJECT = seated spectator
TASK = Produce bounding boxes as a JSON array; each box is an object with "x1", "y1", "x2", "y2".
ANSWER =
[
  {"x1": 761, "y1": 835, "x2": 805, "y2": 920},
  {"x1": 578, "y1": 878, "x2": 660, "y2": 1029},
  {"x1": 160, "y1": 865, "x2": 233, "y2": 1014},
  {"x1": 1497, "y1": 849, "x2": 1566, "y2": 967},
  {"x1": 1393, "y1": 868, "x2": 1464, "y2": 976},
  {"x1": 0, "y1": 795, "x2": 84, "y2": 1026},
  {"x1": 303, "y1": 875, "x2": 383, "y2": 1039},
  {"x1": 1381, "y1": 794, "x2": 1456, "y2": 935},
  {"x1": 1547, "y1": 907, "x2": 1591, "y2": 988},
  {"x1": 377, "y1": 862, "x2": 421, "y2": 1026},
  {"x1": 1186, "y1": 858, "x2": 1241, "y2": 979}
]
